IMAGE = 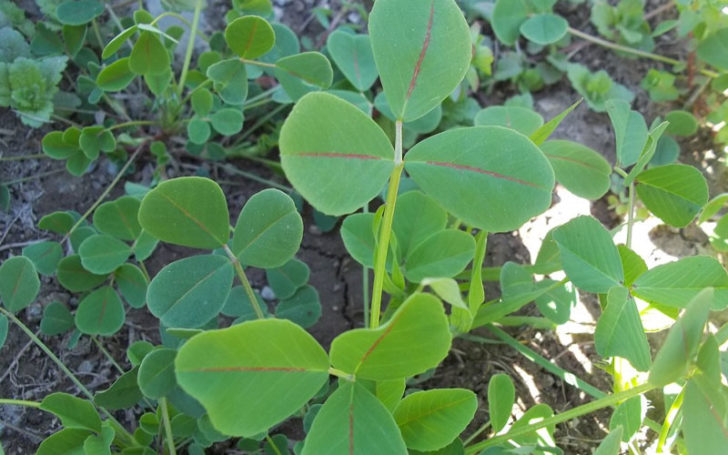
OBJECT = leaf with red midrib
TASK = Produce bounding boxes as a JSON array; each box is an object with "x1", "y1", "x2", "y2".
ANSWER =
[
  {"x1": 369, "y1": 0, "x2": 471, "y2": 122},
  {"x1": 280, "y1": 92, "x2": 395, "y2": 216},
  {"x1": 175, "y1": 319, "x2": 329, "y2": 437},
  {"x1": 302, "y1": 382, "x2": 407, "y2": 455},
  {"x1": 329, "y1": 293, "x2": 451, "y2": 380}
]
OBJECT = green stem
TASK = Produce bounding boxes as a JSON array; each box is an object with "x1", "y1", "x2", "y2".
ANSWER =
[
  {"x1": 626, "y1": 181, "x2": 635, "y2": 249},
  {"x1": 237, "y1": 104, "x2": 288, "y2": 142},
  {"x1": 240, "y1": 58, "x2": 277, "y2": 69},
  {"x1": 362, "y1": 204, "x2": 370, "y2": 328},
  {"x1": 0, "y1": 153, "x2": 47, "y2": 162},
  {"x1": 180, "y1": 79, "x2": 213, "y2": 105},
  {"x1": 370, "y1": 120, "x2": 404, "y2": 328},
  {"x1": 214, "y1": 164, "x2": 292, "y2": 193},
  {"x1": 463, "y1": 420, "x2": 490, "y2": 446},
  {"x1": 656, "y1": 387, "x2": 684, "y2": 452},
  {"x1": 265, "y1": 434, "x2": 283, "y2": 455},
  {"x1": 328, "y1": 367, "x2": 355, "y2": 381},
  {"x1": 62, "y1": 143, "x2": 145, "y2": 242},
  {"x1": 160, "y1": 398, "x2": 177, "y2": 455},
  {"x1": 0, "y1": 307, "x2": 137, "y2": 446},
  {"x1": 107, "y1": 120, "x2": 157, "y2": 131},
  {"x1": 0, "y1": 398, "x2": 41, "y2": 408},
  {"x1": 465, "y1": 382, "x2": 655, "y2": 454},
  {"x1": 177, "y1": 0, "x2": 205, "y2": 96},
  {"x1": 91, "y1": 336, "x2": 124, "y2": 374},
  {"x1": 465, "y1": 328, "x2": 606, "y2": 399},
  {"x1": 223, "y1": 245, "x2": 265, "y2": 319},
  {"x1": 567, "y1": 27, "x2": 719, "y2": 78},
  {"x1": 2, "y1": 169, "x2": 65, "y2": 185}
]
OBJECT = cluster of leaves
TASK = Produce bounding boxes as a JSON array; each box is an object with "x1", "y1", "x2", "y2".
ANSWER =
[{"x1": 2, "y1": 0, "x2": 728, "y2": 454}]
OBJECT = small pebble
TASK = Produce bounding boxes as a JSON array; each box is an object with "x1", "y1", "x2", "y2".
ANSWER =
[{"x1": 261, "y1": 286, "x2": 276, "y2": 301}]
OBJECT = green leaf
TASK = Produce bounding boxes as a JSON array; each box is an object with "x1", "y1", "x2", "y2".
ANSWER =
[
  {"x1": 40, "y1": 392, "x2": 101, "y2": 433},
  {"x1": 697, "y1": 29, "x2": 728, "y2": 71},
  {"x1": 129, "y1": 31, "x2": 170, "y2": 75},
  {"x1": 139, "y1": 177, "x2": 231, "y2": 249},
  {"x1": 392, "y1": 191, "x2": 448, "y2": 259},
  {"x1": 187, "y1": 117, "x2": 211, "y2": 145},
  {"x1": 206, "y1": 58, "x2": 248, "y2": 105},
  {"x1": 369, "y1": 0, "x2": 471, "y2": 121},
  {"x1": 138, "y1": 348, "x2": 177, "y2": 399},
  {"x1": 519, "y1": 14, "x2": 568, "y2": 45},
  {"x1": 606, "y1": 99, "x2": 647, "y2": 167},
  {"x1": 175, "y1": 319, "x2": 329, "y2": 437},
  {"x1": 302, "y1": 381, "x2": 407, "y2": 455},
  {"x1": 266, "y1": 259, "x2": 310, "y2": 300},
  {"x1": 682, "y1": 373, "x2": 728, "y2": 454},
  {"x1": 63, "y1": 25, "x2": 86, "y2": 57},
  {"x1": 618, "y1": 244, "x2": 647, "y2": 287},
  {"x1": 222, "y1": 286, "x2": 268, "y2": 320},
  {"x1": 93, "y1": 196, "x2": 142, "y2": 241},
  {"x1": 114, "y1": 264, "x2": 147, "y2": 308},
  {"x1": 0, "y1": 313, "x2": 6, "y2": 350},
  {"x1": 275, "y1": 285, "x2": 321, "y2": 328},
  {"x1": 280, "y1": 92, "x2": 394, "y2": 215},
  {"x1": 326, "y1": 31, "x2": 378, "y2": 91},
  {"x1": 22, "y1": 241, "x2": 62, "y2": 276},
  {"x1": 96, "y1": 58, "x2": 136, "y2": 92},
  {"x1": 488, "y1": 373, "x2": 515, "y2": 433},
  {"x1": 609, "y1": 395, "x2": 645, "y2": 442},
  {"x1": 540, "y1": 140, "x2": 611, "y2": 200},
  {"x1": 79, "y1": 127, "x2": 115, "y2": 160},
  {"x1": 274, "y1": 52, "x2": 333, "y2": 101},
  {"x1": 0, "y1": 256, "x2": 40, "y2": 313},
  {"x1": 665, "y1": 110, "x2": 698, "y2": 136},
  {"x1": 405, "y1": 127, "x2": 555, "y2": 232},
  {"x1": 40, "y1": 301, "x2": 74, "y2": 335},
  {"x1": 593, "y1": 427, "x2": 623, "y2": 455},
  {"x1": 42, "y1": 132, "x2": 78, "y2": 160},
  {"x1": 632, "y1": 256, "x2": 728, "y2": 310},
  {"x1": 404, "y1": 230, "x2": 475, "y2": 283},
  {"x1": 38, "y1": 211, "x2": 75, "y2": 233},
  {"x1": 102, "y1": 25, "x2": 137, "y2": 59},
  {"x1": 649, "y1": 288, "x2": 712, "y2": 386},
  {"x1": 394, "y1": 388, "x2": 476, "y2": 451},
  {"x1": 225, "y1": 16, "x2": 275, "y2": 58},
  {"x1": 232, "y1": 189, "x2": 303, "y2": 268},
  {"x1": 79, "y1": 234, "x2": 131, "y2": 274},
  {"x1": 474, "y1": 106, "x2": 543, "y2": 136},
  {"x1": 95, "y1": 367, "x2": 143, "y2": 410},
  {"x1": 36, "y1": 428, "x2": 92, "y2": 455},
  {"x1": 210, "y1": 108, "x2": 244, "y2": 136},
  {"x1": 330, "y1": 293, "x2": 451, "y2": 380},
  {"x1": 341, "y1": 213, "x2": 377, "y2": 267},
  {"x1": 75, "y1": 286, "x2": 125, "y2": 336},
  {"x1": 133, "y1": 230, "x2": 158, "y2": 261},
  {"x1": 699, "y1": 192, "x2": 728, "y2": 223},
  {"x1": 147, "y1": 255, "x2": 234, "y2": 328},
  {"x1": 56, "y1": 0, "x2": 103, "y2": 26},
  {"x1": 492, "y1": 0, "x2": 529, "y2": 46},
  {"x1": 57, "y1": 255, "x2": 107, "y2": 292},
  {"x1": 595, "y1": 286, "x2": 651, "y2": 371},
  {"x1": 553, "y1": 216, "x2": 623, "y2": 293},
  {"x1": 83, "y1": 424, "x2": 114, "y2": 455},
  {"x1": 191, "y1": 88, "x2": 213, "y2": 116},
  {"x1": 635, "y1": 164, "x2": 708, "y2": 227}
]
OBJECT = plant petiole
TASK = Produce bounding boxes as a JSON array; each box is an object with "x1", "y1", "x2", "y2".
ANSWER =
[
  {"x1": 177, "y1": 0, "x2": 205, "y2": 96},
  {"x1": 370, "y1": 120, "x2": 404, "y2": 328},
  {"x1": 160, "y1": 397, "x2": 177, "y2": 455},
  {"x1": 464, "y1": 382, "x2": 655, "y2": 453},
  {"x1": 0, "y1": 398, "x2": 41, "y2": 408},
  {"x1": 223, "y1": 245, "x2": 266, "y2": 320}
]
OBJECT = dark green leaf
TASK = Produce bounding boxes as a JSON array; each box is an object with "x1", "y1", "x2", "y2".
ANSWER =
[{"x1": 0, "y1": 256, "x2": 40, "y2": 313}]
